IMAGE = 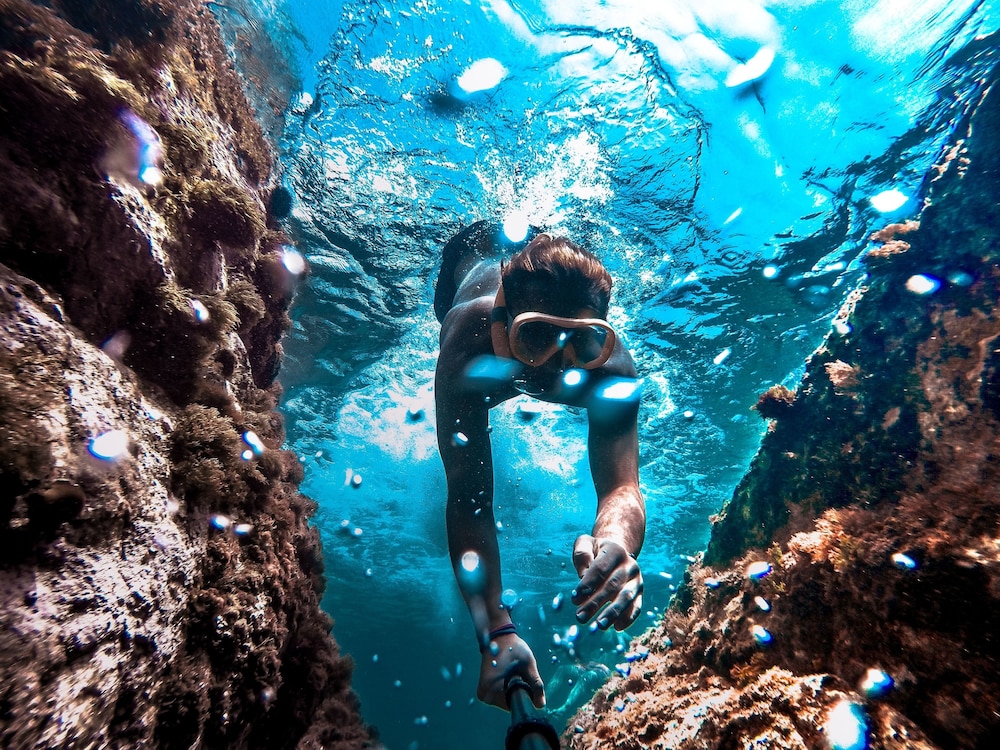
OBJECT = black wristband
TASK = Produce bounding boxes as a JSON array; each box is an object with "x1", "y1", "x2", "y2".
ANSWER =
[
  {"x1": 489, "y1": 623, "x2": 517, "y2": 639},
  {"x1": 480, "y1": 622, "x2": 517, "y2": 652}
]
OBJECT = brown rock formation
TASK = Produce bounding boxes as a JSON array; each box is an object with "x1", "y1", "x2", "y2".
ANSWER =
[
  {"x1": 0, "y1": 1, "x2": 372, "y2": 748},
  {"x1": 567, "y1": 64, "x2": 1000, "y2": 750}
]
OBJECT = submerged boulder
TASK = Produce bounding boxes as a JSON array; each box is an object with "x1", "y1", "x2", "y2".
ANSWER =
[
  {"x1": 0, "y1": 1, "x2": 372, "y2": 748},
  {"x1": 567, "y1": 53, "x2": 1000, "y2": 750}
]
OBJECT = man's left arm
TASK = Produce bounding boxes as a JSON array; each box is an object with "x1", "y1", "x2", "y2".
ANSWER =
[{"x1": 571, "y1": 353, "x2": 645, "y2": 631}]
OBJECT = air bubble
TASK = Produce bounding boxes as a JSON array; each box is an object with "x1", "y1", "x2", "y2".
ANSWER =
[
  {"x1": 282, "y1": 247, "x2": 306, "y2": 275},
  {"x1": 242, "y1": 431, "x2": 265, "y2": 455},
  {"x1": 463, "y1": 356, "x2": 521, "y2": 390},
  {"x1": 754, "y1": 596, "x2": 770, "y2": 612},
  {"x1": 234, "y1": 523, "x2": 253, "y2": 536},
  {"x1": 870, "y1": 189, "x2": 908, "y2": 213},
  {"x1": 89, "y1": 430, "x2": 129, "y2": 460},
  {"x1": 947, "y1": 270, "x2": 973, "y2": 287},
  {"x1": 452, "y1": 432, "x2": 469, "y2": 447},
  {"x1": 826, "y1": 700, "x2": 868, "y2": 750},
  {"x1": 892, "y1": 552, "x2": 916, "y2": 569},
  {"x1": 190, "y1": 299, "x2": 210, "y2": 323},
  {"x1": 752, "y1": 625, "x2": 772, "y2": 644},
  {"x1": 905, "y1": 274, "x2": 941, "y2": 295},
  {"x1": 211, "y1": 514, "x2": 231, "y2": 530},
  {"x1": 860, "y1": 668, "x2": 894, "y2": 698},
  {"x1": 502, "y1": 211, "x2": 529, "y2": 242},
  {"x1": 747, "y1": 561, "x2": 772, "y2": 580},
  {"x1": 456, "y1": 57, "x2": 508, "y2": 94},
  {"x1": 501, "y1": 589, "x2": 518, "y2": 608}
]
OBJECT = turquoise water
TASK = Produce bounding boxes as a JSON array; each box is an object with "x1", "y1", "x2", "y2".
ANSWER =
[{"x1": 254, "y1": 1, "x2": 1000, "y2": 748}]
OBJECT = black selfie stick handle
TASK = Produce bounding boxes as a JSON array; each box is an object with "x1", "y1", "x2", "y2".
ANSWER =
[{"x1": 505, "y1": 678, "x2": 560, "y2": 750}]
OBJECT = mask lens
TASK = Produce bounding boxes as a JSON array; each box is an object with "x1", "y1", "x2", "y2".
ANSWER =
[
  {"x1": 567, "y1": 325, "x2": 610, "y2": 364},
  {"x1": 512, "y1": 319, "x2": 613, "y2": 366},
  {"x1": 515, "y1": 320, "x2": 563, "y2": 361}
]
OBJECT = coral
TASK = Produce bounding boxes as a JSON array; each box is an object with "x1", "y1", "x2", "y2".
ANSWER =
[{"x1": 753, "y1": 384, "x2": 797, "y2": 420}]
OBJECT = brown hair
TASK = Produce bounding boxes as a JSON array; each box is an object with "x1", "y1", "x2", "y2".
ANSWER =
[{"x1": 500, "y1": 234, "x2": 613, "y2": 318}]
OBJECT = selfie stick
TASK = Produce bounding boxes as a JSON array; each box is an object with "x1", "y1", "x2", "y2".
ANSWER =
[{"x1": 504, "y1": 677, "x2": 560, "y2": 750}]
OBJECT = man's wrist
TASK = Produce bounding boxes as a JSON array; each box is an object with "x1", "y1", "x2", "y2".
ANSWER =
[
  {"x1": 594, "y1": 533, "x2": 640, "y2": 559},
  {"x1": 480, "y1": 622, "x2": 517, "y2": 652}
]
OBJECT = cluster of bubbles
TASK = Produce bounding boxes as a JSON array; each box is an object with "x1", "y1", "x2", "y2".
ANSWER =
[
  {"x1": 210, "y1": 513, "x2": 253, "y2": 536},
  {"x1": 745, "y1": 560, "x2": 773, "y2": 645},
  {"x1": 241, "y1": 430, "x2": 265, "y2": 461},
  {"x1": 339, "y1": 519, "x2": 364, "y2": 538},
  {"x1": 905, "y1": 268, "x2": 973, "y2": 297}
]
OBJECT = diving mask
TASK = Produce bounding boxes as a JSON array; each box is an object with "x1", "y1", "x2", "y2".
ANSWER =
[{"x1": 490, "y1": 285, "x2": 617, "y2": 370}]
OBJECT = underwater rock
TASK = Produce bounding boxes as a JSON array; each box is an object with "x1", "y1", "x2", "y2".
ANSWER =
[
  {"x1": 0, "y1": 2, "x2": 372, "y2": 748},
  {"x1": 567, "y1": 50, "x2": 1000, "y2": 750}
]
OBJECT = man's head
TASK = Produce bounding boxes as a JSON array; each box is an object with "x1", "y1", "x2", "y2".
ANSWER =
[{"x1": 500, "y1": 234, "x2": 612, "y2": 318}]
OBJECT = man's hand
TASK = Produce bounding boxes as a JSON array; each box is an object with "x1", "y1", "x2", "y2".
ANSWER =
[
  {"x1": 477, "y1": 633, "x2": 545, "y2": 710},
  {"x1": 571, "y1": 535, "x2": 643, "y2": 631}
]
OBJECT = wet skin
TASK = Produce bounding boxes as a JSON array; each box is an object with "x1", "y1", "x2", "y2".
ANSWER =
[{"x1": 435, "y1": 260, "x2": 645, "y2": 711}]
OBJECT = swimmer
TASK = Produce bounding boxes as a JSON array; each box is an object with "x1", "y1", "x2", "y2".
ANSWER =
[{"x1": 435, "y1": 223, "x2": 645, "y2": 711}]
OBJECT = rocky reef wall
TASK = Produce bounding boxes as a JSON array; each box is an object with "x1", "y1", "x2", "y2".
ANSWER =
[
  {"x1": 568, "y1": 60, "x2": 1000, "y2": 750},
  {"x1": 0, "y1": 1, "x2": 371, "y2": 747}
]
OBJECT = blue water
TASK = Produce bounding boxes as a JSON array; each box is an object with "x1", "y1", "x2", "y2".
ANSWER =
[{"x1": 238, "y1": 1, "x2": 1000, "y2": 748}]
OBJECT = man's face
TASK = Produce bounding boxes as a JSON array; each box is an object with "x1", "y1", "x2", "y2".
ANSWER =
[{"x1": 503, "y1": 281, "x2": 616, "y2": 400}]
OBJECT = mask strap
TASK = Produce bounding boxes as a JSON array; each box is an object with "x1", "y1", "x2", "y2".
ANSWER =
[{"x1": 491, "y1": 283, "x2": 514, "y2": 359}]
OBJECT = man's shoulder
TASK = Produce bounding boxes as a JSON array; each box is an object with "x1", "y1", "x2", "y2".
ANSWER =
[
  {"x1": 438, "y1": 294, "x2": 495, "y2": 371},
  {"x1": 440, "y1": 294, "x2": 493, "y2": 342}
]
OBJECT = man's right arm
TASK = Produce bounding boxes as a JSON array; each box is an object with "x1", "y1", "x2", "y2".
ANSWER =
[
  {"x1": 435, "y1": 301, "x2": 545, "y2": 709},
  {"x1": 436, "y1": 301, "x2": 510, "y2": 640}
]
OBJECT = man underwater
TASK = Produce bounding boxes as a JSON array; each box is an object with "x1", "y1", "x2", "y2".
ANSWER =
[{"x1": 434, "y1": 221, "x2": 645, "y2": 711}]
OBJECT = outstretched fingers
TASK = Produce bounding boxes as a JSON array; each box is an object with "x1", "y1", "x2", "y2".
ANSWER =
[
  {"x1": 603, "y1": 580, "x2": 643, "y2": 631},
  {"x1": 572, "y1": 534, "x2": 597, "y2": 577},
  {"x1": 572, "y1": 543, "x2": 642, "y2": 628}
]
